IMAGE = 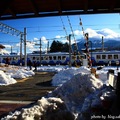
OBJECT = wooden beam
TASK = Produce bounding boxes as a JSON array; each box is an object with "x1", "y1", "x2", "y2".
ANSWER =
[
  {"x1": 30, "y1": 0, "x2": 39, "y2": 16},
  {"x1": 0, "y1": 0, "x2": 14, "y2": 17},
  {"x1": 109, "y1": 0, "x2": 116, "y2": 12},
  {"x1": 84, "y1": 0, "x2": 88, "y2": 13},
  {"x1": 57, "y1": 0, "x2": 63, "y2": 15}
]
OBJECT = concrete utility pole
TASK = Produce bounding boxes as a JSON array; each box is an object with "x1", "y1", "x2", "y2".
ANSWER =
[
  {"x1": 20, "y1": 34, "x2": 23, "y2": 65},
  {"x1": 102, "y1": 36, "x2": 104, "y2": 52},
  {"x1": 11, "y1": 46, "x2": 12, "y2": 53},
  {"x1": 40, "y1": 38, "x2": 42, "y2": 66},
  {"x1": 47, "y1": 41, "x2": 49, "y2": 53},
  {"x1": 68, "y1": 34, "x2": 72, "y2": 67},
  {"x1": 24, "y1": 28, "x2": 27, "y2": 67},
  {"x1": 35, "y1": 38, "x2": 42, "y2": 66}
]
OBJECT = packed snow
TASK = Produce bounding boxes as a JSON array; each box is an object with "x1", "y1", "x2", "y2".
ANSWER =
[
  {"x1": 0, "y1": 64, "x2": 35, "y2": 85},
  {"x1": 1, "y1": 65, "x2": 120, "y2": 120}
]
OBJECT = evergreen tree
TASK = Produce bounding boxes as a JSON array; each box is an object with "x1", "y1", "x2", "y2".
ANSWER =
[
  {"x1": 50, "y1": 40, "x2": 57, "y2": 52},
  {"x1": 50, "y1": 40, "x2": 69, "y2": 52},
  {"x1": 62, "y1": 42, "x2": 69, "y2": 52}
]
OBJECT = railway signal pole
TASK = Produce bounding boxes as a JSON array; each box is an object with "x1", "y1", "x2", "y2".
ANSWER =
[{"x1": 84, "y1": 33, "x2": 92, "y2": 67}]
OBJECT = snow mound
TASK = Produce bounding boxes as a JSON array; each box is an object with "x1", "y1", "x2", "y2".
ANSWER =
[
  {"x1": 2, "y1": 97, "x2": 75, "y2": 120},
  {"x1": 77, "y1": 86, "x2": 116, "y2": 120},
  {"x1": 11, "y1": 69, "x2": 35, "y2": 79},
  {"x1": 51, "y1": 73, "x2": 103, "y2": 112},
  {"x1": 52, "y1": 66, "x2": 90, "y2": 86},
  {"x1": 5, "y1": 68, "x2": 35, "y2": 79},
  {"x1": 38, "y1": 65, "x2": 66, "y2": 72},
  {"x1": 0, "y1": 65, "x2": 35, "y2": 85},
  {"x1": 0, "y1": 70, "x2": 17, "y2": 85},
  {"x1": 97, "y1": 70, "x2": 108, "y2": 84}
]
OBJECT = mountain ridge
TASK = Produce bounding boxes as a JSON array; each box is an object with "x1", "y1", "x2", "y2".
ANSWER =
[{"x1": 74, "y1": 39, "x2": 120, "y2": 51}]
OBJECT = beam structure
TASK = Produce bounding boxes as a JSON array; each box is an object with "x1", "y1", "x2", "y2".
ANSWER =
[
  {"x1": 0, "y1": 22, "x2": 22, "y2": 36},
  {"x1": 0, "y1": 0, "x2": 120, "y2": 20},
  {"x1": 0, "y1": 22, "x2": 26, "y2": 66}
]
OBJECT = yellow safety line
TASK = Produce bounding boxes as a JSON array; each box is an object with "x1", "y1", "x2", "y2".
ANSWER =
[{"x1": 17, "y1": 78, "x2": 28, "y2": 83}]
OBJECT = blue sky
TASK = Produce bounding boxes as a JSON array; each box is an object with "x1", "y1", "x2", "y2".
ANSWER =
[{"x1": 0, "y1": 13, "x2": 120, "y2": 54}]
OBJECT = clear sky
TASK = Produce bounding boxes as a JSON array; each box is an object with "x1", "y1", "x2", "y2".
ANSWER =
[{"x1": 0, "y1": 13, "x2": 120, "y2": 53}]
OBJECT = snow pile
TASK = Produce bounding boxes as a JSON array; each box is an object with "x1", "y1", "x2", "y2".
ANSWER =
[
  {"x1": 78, "y1": 86, "x2": 116, "y2": 119},
  {"x1": 10, "y1": 69, "x2": 35, "y2": 79},
  {"x1": 0, "y1": 66, "x2": 35, "y2": 79},
  {"x1": 38, "y1": 65, "x2": 67, "y2": 72},
  {"x1": 2, "y1": 97, "x2": 75, "y2": 120},
  {"x1": 52, "y1": 66, "x2": 90, "y2": 86},
  {"x1": 0, "y1": 65, "x2": 35, "y2": 85},
  {"x1": 97, "y1": 70, "x2": 108, "y2": 84},
  {"x1": 51, "y1": 73, "x2": 103, "y2": 112},
  {"x1": 0, "y1": 70, "x2": 17, "y2": 85}
]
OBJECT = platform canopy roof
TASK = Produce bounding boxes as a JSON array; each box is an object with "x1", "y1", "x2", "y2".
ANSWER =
[{"x1": 0, "y1": 0, "x2": 120, "y2": 20}]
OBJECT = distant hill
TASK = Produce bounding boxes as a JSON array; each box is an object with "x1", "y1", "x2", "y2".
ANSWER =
[{"x1": 73, "y1": 39, "x2": 120, "y2": 51}]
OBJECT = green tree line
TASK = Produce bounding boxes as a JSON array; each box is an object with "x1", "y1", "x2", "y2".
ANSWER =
[{"x1": 50, "y1": 40, "x2": 69, "y2": 52}]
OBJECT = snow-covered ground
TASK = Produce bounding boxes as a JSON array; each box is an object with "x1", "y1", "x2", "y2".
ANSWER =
[
  {"x1": 1, "y1": 65, "x2": 120, "y2": 120},
  {"x1": 0, "y1": 64, "x2": 35, "y2": 85}
]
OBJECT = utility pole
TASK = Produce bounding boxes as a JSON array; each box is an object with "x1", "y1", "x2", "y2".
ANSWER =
[
  {"x1": 35, "y1": 38, "x2": 42, "y2": 66},
  {"x1": 20, "y1": 34, "x2": 23, "y2": 66},
  {"x1": 68, "y1": 34, "x2": 72, "y2": 67},
  {"x1": 11, "y1": 46, "x2": 12, "y2": 54},
  {"x1": 40, "y1": 38, "x2": 42, "y2": 66},
  {"x1": 47, "y1": 41, "x2": 49, "y2": 53},
  {"x1": 24, "y1": 27, "x2": 27, "y2": 67},
  {"x1": 102, "y1": 36, "x2": 104, "y2": 52}
]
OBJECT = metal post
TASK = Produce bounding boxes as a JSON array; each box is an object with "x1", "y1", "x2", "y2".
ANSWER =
[
  {"x1": 20, "y1": 33, "x2": 23, "y2": 66},
  {"x1": 102, "y1": 36, "x2": 104, "y2": 52},
  {"x1": 47, "y1": 41, "x2": 49, "y2": 53},
  {"x1": 24, "y1": 27, "x2": 27, "y2": 67},
  {"x1": 11, "y1": 46, "x2": 12, "y2": 54},
  {"x1": 40, "y1": 38, "x2": 42, "y2": 66},
  {"x1": 68, "y1": 34, "x2": 72, "y2": 67}
]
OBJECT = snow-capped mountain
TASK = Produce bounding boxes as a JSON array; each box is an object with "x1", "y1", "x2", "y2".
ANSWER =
[{"x1": 73, "y1": 38, "x2": 120, "y2": 51}]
